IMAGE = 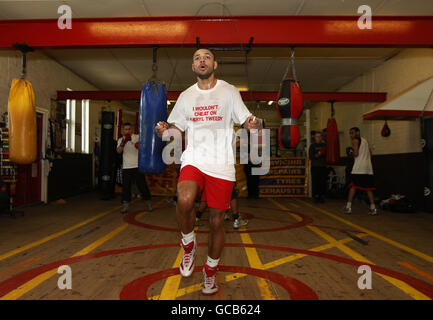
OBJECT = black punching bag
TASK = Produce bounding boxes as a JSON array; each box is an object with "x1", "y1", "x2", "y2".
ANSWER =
[
  {"x1": 100, "y1": 111, "x2": 116, "y2": 200},
  {"x1": 422, "y1": 118, "x2": 433, "y2": 213}
]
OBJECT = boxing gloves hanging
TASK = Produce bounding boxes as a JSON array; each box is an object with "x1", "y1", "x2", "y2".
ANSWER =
[{"x1": 276, "y1": 78, "x2": 303, "y2": 148}]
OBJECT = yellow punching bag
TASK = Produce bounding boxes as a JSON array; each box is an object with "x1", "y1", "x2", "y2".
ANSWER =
[{"x1": 8, "y1": 78, "x2": 37, "y2": 164}]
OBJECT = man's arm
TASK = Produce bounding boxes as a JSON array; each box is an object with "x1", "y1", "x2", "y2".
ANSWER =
[
  {"x1": 352, "y1": 138, "x2": 360, "y2": 157},
  {"x1": 155, "y1": 121, "x2": 183, "y2": 138},
  {"x1": 242, "y1": 115, "x2": 261, "y2": 131},
  {"x1": 308, "y1": 144, "x2": 315, "y2": 159},
  {"x1": 116, "y1": 137, "x2": 125, "y2": 154}
]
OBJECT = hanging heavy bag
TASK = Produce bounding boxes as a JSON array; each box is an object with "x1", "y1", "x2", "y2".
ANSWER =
[
  {"x1": 326, "y1": 118, "x2": 340, "y2": 165},
  {"x1": 276, "y1": 78, "x2": 303, "y2": 148},
  {"x1": 8, "y1": 79, "x2": 37, "y2": 164},
  {"x1": 381, "y1": 121, "x2": 391, "y2": 137},
  {"x1": 100, "y1": 111, "x2": 116, "y2": 200},
  {"x1": 138, "y1": 81, "x2": 167, "y2": 174}
]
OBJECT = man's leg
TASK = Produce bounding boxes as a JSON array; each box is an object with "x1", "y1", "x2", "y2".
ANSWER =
[
  {"x1": 177, "y1": 180, "x2": 200, "y2": 234},
  {"x1": 134, "y1": 168, "x2": 152, "y2": 211},
  {"x1": 201, "y1": 176, "x2": 233, "y2": 295},
  {"x1": 344, "y1": 187, "x2": 356, "y2": 214},
  {"x1": 177, "y1": 179, "x2": 200, "y2": 278},
  {"x1": 244, "y1": 163, "x2": 253, "y2": 198},
  {"x1": 311, "y1": 167, "x2": 319, "y2": 202},
  {"x1": 251, "y1": 172, "x2": 260, "y2": 198},
  {"x1": 121, "y1": 169, "x2": 132, "y2": 213},
  {"x1": 208, "y1": 208, "x2": 226, "y2": 259},
  {"x1": 232, "y1": 197, "x2": 248, "y2": 229},
  {"x1": 195, "y1": 200, "x2": 207, "y2": 226},
  {"x1": 367, "y1": 190, "x2": 378, "y2": 215},
  {"x1": 231, "y1": 198, "x2": 239, "y2": 219},
  {"x1": 202, "y1": 207, "x2": 225, "y2": 295},
  {"x1": 319, "y1": 166, "x2": 327, "y2": 202},
  {"x1": 367, "y1": 190, "x2": 375, "y2": 205}
]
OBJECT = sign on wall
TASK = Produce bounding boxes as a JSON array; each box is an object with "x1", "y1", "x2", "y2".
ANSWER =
[{"x1": 259, "y1": 157, "x2": 308, "y2": 197}]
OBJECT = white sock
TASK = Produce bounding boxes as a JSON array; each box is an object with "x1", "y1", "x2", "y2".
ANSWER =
[
  {"x1": 206, "y1": 256, "x2": 220, "y2": 268},
  {"x1": 181, "y1": 231, "x2": 195, "y2": 245},
  {"x1": 346, "y1": 202, "x2": 352, "y2": 209},
  {"x1": 370, "y1": 203, "x2": 376, "y2": 210}
]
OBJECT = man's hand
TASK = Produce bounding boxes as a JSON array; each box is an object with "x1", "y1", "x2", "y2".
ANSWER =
[
  {"x1": 243, "y1": 115, "x2": 262, "y2": 131},
  {"x1": 155, "y1": 121, "x2": 169, "y2": 138},
  {"x1": 120, "y1": 134, "x2": 132, "y2": 147},
  {"x1": 316, "y1": 148, "x2": 326, "y2": 158}
]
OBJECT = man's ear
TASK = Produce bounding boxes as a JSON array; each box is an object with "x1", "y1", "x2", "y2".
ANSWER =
[
  {"x1": 214, "y1": 60, "x2": 218, "y2": 70},
  {"x1": 191, "y1": 63, "x2": 194, "y2": 72}
]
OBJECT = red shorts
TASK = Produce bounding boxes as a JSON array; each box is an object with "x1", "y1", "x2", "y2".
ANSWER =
[{"x1": 178, "y1": 165, "x2": 234, "y2": 210}]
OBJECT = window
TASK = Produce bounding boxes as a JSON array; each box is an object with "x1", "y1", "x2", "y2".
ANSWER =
[
  {"x1": 81, "y1": 99, "x2": 90, "y2": 153},
  {"x1": 66, "y1": 99, "x2": 76, "y2": 152}
]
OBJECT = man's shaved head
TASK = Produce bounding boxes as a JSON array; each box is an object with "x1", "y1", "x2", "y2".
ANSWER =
[
  {"x1": 193, "y1": 48, "x2": 216, "y2": 61},
  {"x1": 192, "y1": 48, "x2": 218, "y2": 80}
]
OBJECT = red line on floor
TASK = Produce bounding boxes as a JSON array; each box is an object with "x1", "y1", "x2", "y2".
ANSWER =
[
  {"x1": 398, "y1": 262, "x2": 433, "y2": 283},
  {"x1": 124, "y1": 208, "x2": 313, "y2": 234},
  {"x1": 1, "y1": 243, "x2": 433, "y2": 299},
  {"x1": 119, "y1": 265, "x2": 318, "y2": 300},
  {"x1": 0, "y1": 258, "x2": 40, "y2": 281}
]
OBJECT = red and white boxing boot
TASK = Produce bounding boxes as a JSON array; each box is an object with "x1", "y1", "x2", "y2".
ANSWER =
[
  {"x1": 202, "y1": 264, "x2": 218, "y2": 295},
  {"x1": 179, "y1": 238, "x2": 197, "y2": 277}
]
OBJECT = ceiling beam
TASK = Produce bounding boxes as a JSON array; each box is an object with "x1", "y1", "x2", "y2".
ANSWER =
[
  {"x1": 1, "y1": 16, "x2": 433, "y2": 49},
  {"x1": 57, "y1": 90, "x2": 387, "y2": 102}
]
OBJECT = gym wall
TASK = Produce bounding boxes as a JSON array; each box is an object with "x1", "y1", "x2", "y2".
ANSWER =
[
  {"x1": 309, "y1": 48, "x2": 433, "y2": 205},
  {"x1": 310, "y1": 48, "x2": 433, "y2": 156},
  {"x1": 0, "y1": 50, "x2": 97, "y2": 116}
]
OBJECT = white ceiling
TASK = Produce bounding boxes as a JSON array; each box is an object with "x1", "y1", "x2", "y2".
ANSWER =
[
  {"x1": 43, "y1": 47, "x2": 400, "y2": 92},
  {"x1": 0, "y1": 0, "x2": 432, "y2": 19},
  {"x1": 1, "y1": 0, "x2": 430, "y2": 111}
]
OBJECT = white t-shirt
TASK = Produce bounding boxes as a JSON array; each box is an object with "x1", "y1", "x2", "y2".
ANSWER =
[
  {"x1": 351, "y1": 137, "x2": 374, "y2": 175},
  {"x1": 117, "y1": 134, "x2": 139, "y2": 169},
  {"x1": 167, "y1": 80, "x2": 251, "y2": 181}
]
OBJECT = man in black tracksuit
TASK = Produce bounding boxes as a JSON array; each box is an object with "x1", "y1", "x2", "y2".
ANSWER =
[{"x1": 309, "y1": 131, "x2": 327, "y2": 203}]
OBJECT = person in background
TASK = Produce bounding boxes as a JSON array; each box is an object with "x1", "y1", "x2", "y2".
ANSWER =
[
  {"x1": 309, "y1": 131, "x2": 327, "y2": 203},
  {"x1": 344, "y1": 127, "x2": 378, "y2": 215},
  {"x1": 116, "y1": 122, "x2": 152, "y2": 214},
  {"x1": 196, "y1": 183, "x2": 248, "y2": 230}
]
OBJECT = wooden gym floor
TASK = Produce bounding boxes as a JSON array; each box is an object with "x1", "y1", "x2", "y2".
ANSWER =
[{"x1": 0, "y1": 192, "x2": 433, "y2": 300}]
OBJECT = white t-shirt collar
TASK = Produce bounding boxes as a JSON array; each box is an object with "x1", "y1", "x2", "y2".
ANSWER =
[{"x1": 194, "y1": 79, "x2": 220, "y2": 93}]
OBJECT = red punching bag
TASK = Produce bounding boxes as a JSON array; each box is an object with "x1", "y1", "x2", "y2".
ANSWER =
[
  {"x1": 381, "y1": 120, "x2": 391, "y2": 137},
  {"x1": 276, "y1": 78, "x2": 303, "y2": 148},
  {"x1": 326, "y1": 102, "x2": 340, "y2": 165},
  {"x1": 115, "y1": 109, "x2": 122, "y2": 140}
]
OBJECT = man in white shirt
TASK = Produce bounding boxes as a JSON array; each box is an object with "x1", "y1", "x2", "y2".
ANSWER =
[
  {"x1": 344, "y1": 127, "x2": 378, "y2": 215},
  {"x1": 156, "y1": 48, "x2": 260, "y2": 295},
  {"x1": 116, "y1": 122, "x2": 152, "y2": 213}
]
